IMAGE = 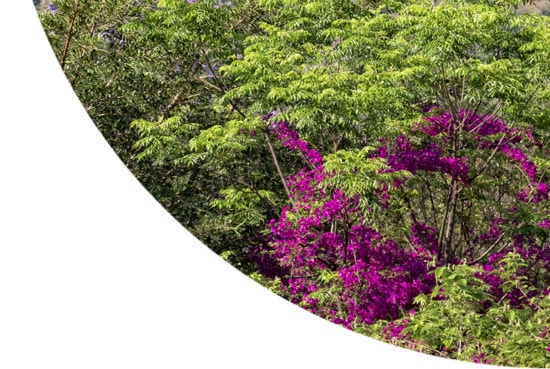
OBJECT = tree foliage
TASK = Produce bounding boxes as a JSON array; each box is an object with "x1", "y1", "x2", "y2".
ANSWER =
[{"x1": 39, "y1": 0, "x2": 550, "y2": 365}]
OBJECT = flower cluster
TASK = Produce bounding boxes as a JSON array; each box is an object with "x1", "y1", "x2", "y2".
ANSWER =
[
  {"x1": 48, "y1": 2, "x2": 59, "y2": 14},
  {"x1": 377, "y1": 138, "x2": 470, "y2": 185},
  {"x1": 419, "y1": 109, "x2": 547, "y2": 203},
  {"x1": 252, "y1": 109, "x2": 550, "y2": 339},
  {"x1": 254, "y1": 119, "x2": 436, "y2": 327},
  {"x1": 472, "y1": 353, "x2": 494, "y2": 365},
  {"x1": 419, "y1": 109, "x2": 511, "y2": 138},
  {"x1": 410, "y1": 222, "x2": 438, "y2": 257},
  {"x1": 476, "y1": 235, "x2": 550, "y2": 308}
]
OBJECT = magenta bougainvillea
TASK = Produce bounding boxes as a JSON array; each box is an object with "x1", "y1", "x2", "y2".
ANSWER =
[
  {"x1": 262, "y1": 119, "x2": 436, "y2": 327},
  {"x1": 252, "y1": 109, "x2": 550, "y2": 331}
]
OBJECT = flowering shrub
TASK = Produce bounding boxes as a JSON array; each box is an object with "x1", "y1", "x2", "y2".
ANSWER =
[
  {"x1": 398, "y1": 258, "x2": 550, "y2": 367},
  {"x1": 258, "y1": 120, "x2": 437, "y2": 328},
  {"x1": 251, "y1": 109, "x2": 550, "y2": 363},
  {"x1": 374, "y1": 108, "x2": 546, "y2": 205},
  {"x1": 39, "y1": 0, "x2": 550, "y2": 364}
]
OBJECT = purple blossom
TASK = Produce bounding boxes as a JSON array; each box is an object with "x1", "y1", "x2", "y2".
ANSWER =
[
  {"x1": 251, "y1": 109, "x2": 550, "y2": 335},
  {"x1": 418, "y1": 110, "x2": 510, "y2": 138},
  {"x1": 378, "y1": 141, "x2": 470, "y2": 184},
  {"x1": 422, "y1": 105, "x2": 438, "y2": 113},
  {"x1": 47, "y1": 2, "x2": 58, "y2": 13},
  {"x1": 253, "y1": 119, "x2": 436, "y2": 326},
  {"x1": 201, "y1": 63, "x2": 217, "y2": 78},
  {"x1": 417, "y1": 109, "x2": 549, "y2": 203}
]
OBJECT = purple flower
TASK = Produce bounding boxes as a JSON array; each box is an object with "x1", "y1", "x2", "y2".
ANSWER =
[
  {"x1": 537, "y1": 183, "x2": 549, "y2": 200},
  {"x1": 201, "y1": 63, "x2": 216, "y2": 78},
  {"x1": 422, "y1": 105, "x2": 437, "y2": 113},
  {"x1": 48, "y1": 2, "x2": 58, "y2": 13},
  {"x1": 253, "y1": 120, "x2": 437, "y2": 326},
  {"x1": 252, "y1": 108, "x2": 550, "y2": 333}
]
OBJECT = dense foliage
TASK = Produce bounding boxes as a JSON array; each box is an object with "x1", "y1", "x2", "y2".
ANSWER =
[{"x1": 39, "y1": 0, "x2": 550, "y2": 366}]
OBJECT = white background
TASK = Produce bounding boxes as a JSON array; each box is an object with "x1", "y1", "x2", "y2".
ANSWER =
[{"x1": 0, "y1": 2, "x2": 487, "y2": 368}]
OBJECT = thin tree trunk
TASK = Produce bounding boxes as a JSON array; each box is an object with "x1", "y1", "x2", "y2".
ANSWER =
[
  {"x1": 264, "y1": 131, "x2": 294, "y2": 206},
  {"x1": 60, "y1": 0, "x2": 80, "y2": 70},
  {"x1": 197, "y1": 37, "x2": 294, "y2": 206},
  {"x1": 441, "y1": 179, "x2": 459, "y2": 264}
]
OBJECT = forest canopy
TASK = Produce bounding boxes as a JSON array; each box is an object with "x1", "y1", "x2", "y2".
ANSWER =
[{"x1": 38, "y1": 0, "x2": 550, "y2": 366}]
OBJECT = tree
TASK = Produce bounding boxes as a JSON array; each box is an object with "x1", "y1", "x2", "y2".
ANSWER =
[{"x1": 39, "y1": 0, "x2": 550, "y2": 362}]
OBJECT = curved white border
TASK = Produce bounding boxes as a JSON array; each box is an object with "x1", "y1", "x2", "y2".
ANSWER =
[{"x1": 0, "y1": 2, "x2": 488, "y2": 368}]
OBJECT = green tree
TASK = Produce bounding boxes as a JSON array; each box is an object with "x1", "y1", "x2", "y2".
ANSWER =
[
  {"x1": 385, "y1": 254, "x2": 550, "y2": 366},
  {"x1": 40, "y1": 0, "x2": 550, "y2": 272}
]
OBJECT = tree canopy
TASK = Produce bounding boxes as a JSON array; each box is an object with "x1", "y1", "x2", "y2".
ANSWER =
[{"x1": 39, "y1": 0, "x2": 550, "y2": 365}]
